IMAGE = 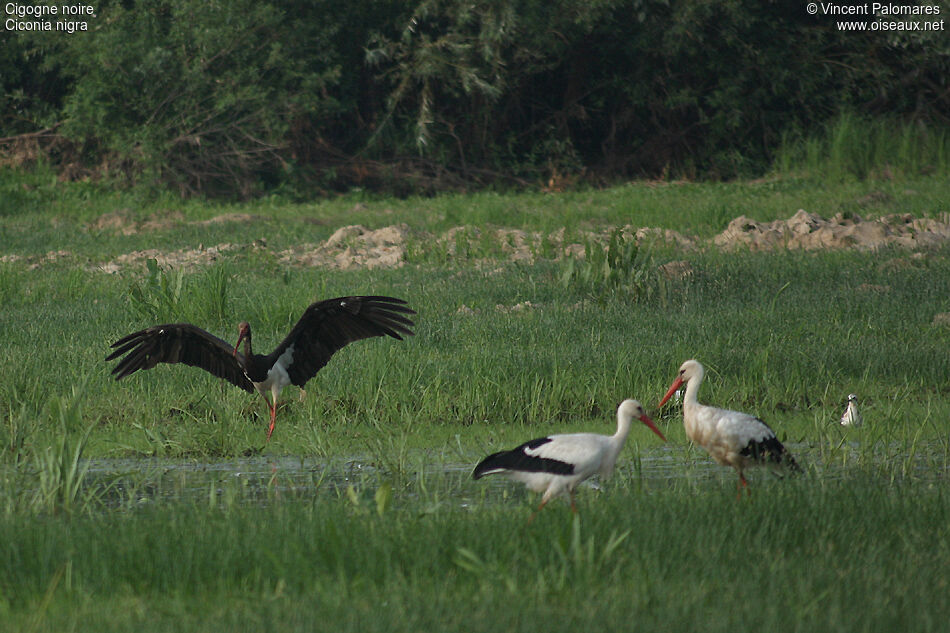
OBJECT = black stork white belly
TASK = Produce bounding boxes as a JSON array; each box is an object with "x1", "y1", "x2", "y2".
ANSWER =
[
  {"x1": 472, "y1": 399, "x2": 666, "y2": 518},
  {"x1": 107, "y1": 295, "x2": 415, "y2": 441},
  {"x1": 658, "y1": 359, "x2": 801, "y2": 494}
]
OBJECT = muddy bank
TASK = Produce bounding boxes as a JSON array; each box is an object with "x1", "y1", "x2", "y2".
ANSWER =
[
  {"x1": 88, "y1": 210, "x2": 259, "y2": 235},
  {"x1": 276, "y1": 224, "x2": 409, "y2": 270},
  {"x1": 94, "y1": 242, "x2": 260, "y2": 274},
  {"x1": 713, "y1": 210, "x2": 950, "y2": 251},
  {"x1": 7, "y1": 210, "x2": 948, "y2": 273}
]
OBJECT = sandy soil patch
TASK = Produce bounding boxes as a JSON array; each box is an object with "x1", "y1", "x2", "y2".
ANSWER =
[
  {"x1": 454, "y1": 301, "x2": 539, "y2": 315},
  {"x1": 713, "y1": 210, "x2": 950, "y2": 251},
  {"x1": 277, "y1": 224, "x2": 409, "y2": 270},
  {"x1": 495, "y1": 300, "x2": 537, "y2": 313},
  {"x1": 0, "y1": 250, "x2": 73, "y2": 270},
  {"x1": 27, "y1": 211, "x2": 947, "y2": 274},
  {"x1": 88, "y1": 210, "x2": 258, "y2": 234},
  {"x1": 194, "y1": 213, "x2": 260, "y2": 226},
  {"x1": 658, "y1": 260, "x2": 694, "y2": 280},
  {"x1": 438, "y1": 224, "x2": 696, "y2": 265},
  {"x1": 88, "y1": 209, "x2": 186, "y2": 235},
  {"x1": 94, "y1": 243, "x2": 250, "y2": 274}
]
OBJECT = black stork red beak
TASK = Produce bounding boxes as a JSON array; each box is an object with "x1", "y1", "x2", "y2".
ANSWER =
[{"x1": 233, "y1": 322, "x2": 250, "y2": 356}]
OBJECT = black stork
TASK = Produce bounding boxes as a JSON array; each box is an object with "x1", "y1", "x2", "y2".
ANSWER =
[{"x1": 107, "y1": 295, "x2": 415, "y2": 441}]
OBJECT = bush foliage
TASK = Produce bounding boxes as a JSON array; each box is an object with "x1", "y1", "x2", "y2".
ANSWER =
[{"x1": 2, "y1": 0, "x2": 948, "y2": 196}]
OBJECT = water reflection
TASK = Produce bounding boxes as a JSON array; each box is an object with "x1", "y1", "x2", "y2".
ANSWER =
[{"x1": 25, "y1": 440, "x2": 950, "y2": 510}]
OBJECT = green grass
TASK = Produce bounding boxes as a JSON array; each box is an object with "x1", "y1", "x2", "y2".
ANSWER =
[
  {"x1": 0, "y1": 475, "x2": 947, "y2": 632},
  {"x1": 0, "y1": 167, "x2": 948, "y2": 630},
  {"x1": 2, "y1": 247, "x2": 945, "y2": 457}
]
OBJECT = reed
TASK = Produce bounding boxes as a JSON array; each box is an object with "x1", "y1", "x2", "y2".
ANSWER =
[{"x1": 774, "y1": 112, "x2": 950, "y2": 181}]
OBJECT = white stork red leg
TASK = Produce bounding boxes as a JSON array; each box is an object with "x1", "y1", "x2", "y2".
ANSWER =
[{"x1": 526, "y1": 497, "x2": 550, "y2": 525}]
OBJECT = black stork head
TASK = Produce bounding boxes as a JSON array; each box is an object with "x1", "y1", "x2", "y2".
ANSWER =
[{"x1": 233, "y1": 321, "x2": 252, "y2": 357}]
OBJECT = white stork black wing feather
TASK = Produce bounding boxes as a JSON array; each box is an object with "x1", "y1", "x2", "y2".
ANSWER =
[
  {"x1": 106, "y1": 323, "x2": 255, "y2": 393},
  {"x1": 472, "y1": 437, "x2": 576, "y2": 479},
  {"x1": 738, "y1": 418, "x2": 802, "y2": 472},
  {"x1": 268, "y1": 295, "x2": 416, "y2": 388}
]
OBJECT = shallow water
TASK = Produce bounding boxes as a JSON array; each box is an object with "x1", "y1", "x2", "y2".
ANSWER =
[
  {"x1": 71, "y1": 449, "x2": 685, "y2": 508},
  {"x1": 18, "y1": 438, "x2": 950, "y2": 510},
  {"x1": 81, "y1": 455, "x2": 373, "y2": 507}
]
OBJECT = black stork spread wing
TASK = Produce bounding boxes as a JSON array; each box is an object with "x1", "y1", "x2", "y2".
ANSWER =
[
  {"x1": 106, "y1": 295, "x2": 415, "y2": 390},
  {"x1": 266, "y1": 295, "x2": 415, "y2": 387},
  {"x1": 106, "y1": 323, "x2": 256, "y2": 392}
]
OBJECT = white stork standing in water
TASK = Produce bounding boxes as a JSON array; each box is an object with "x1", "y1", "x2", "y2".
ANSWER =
[
  {"x1": 657, "y1": 359, "x2": 801, "y2": 495},
  {"x1": 107, "y1": 295, "x2": 415, "y2": 441},
  {"x1": 840, "y1": 394, "x2": 862, "y2": 427},
  {"x1": 472, "y1": 399, "x2": 667, "y2": 520}
]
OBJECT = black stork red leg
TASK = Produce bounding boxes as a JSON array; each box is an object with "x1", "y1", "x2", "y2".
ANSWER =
[
  {"x1": 265, "y1": 395, "x2": 278, "y2": 441},
  {"x1": 108, "y1": 296, "x2": 415, "y2": 442}
]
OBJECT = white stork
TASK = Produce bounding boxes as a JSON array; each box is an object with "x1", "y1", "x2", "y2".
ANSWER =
[
  {"x1": 107, "y1": 295, "x2": 415, "y2": 441},
  {"x1": 657, "y1": 359, "x2": 801, "y2": 495},
  {"x1": 472, "y1": 399, "x2": 667, "y2": 519},
  {"x1": 840, "y1": 394, "x2": 862, "y2": 427}
]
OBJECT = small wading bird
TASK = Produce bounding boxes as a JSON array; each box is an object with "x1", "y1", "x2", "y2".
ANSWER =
[
  {"x1": 107, "y1": 295, "x2": 415, "y2": 441},
  {"x1": 658, "y1": 359, "x2": 801, "y2": 496},
  {"x1": 472, "y1": 399, "x2": 667, "y2": 520},
  {"x1": 839, "y1": 393, "x2": 862, "y2": 427}
]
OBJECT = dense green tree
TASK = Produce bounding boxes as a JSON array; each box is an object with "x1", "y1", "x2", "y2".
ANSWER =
[{"x1": 1, "y1": 0, "x2": 947, "y2": 196}]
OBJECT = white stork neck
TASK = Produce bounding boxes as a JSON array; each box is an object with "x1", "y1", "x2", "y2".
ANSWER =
[
  {"x1": 608, "y1": 409, "x2": 635, "y2": 462},
  {"x1": 614, "y1": 409, "x2": 634, "y2": 441},
  {"x1": 599, "y1": 407, "x2": 637, "y2": 476},
  {"x1": 682, "y1": 366, "x2": 705, "y2": 413}
]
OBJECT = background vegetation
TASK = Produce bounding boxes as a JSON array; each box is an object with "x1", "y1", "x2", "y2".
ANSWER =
[{"x1": 3, "y1": 0, "x2": 949, "y2": 197}]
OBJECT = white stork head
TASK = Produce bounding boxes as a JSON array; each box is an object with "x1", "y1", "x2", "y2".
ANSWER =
[
  {"x1": 658, "y1": 359, "x2": 705, "y2": 408},
  {"x1": 617, "y1": 399, "x2": 667, "y2": 442}
]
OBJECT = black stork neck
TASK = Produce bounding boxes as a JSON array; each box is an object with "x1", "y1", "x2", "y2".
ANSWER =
[{"x1": 234, "y1": 322, "x2": 270, "y2": 383}]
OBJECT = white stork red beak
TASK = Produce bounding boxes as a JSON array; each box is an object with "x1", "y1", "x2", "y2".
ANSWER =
[
  {"x1": 640, "y1": 412, "x2": 667, "y2": 442},
  {"x1": 658, "y1": 376, "x2": 685, "y2": 408}
]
